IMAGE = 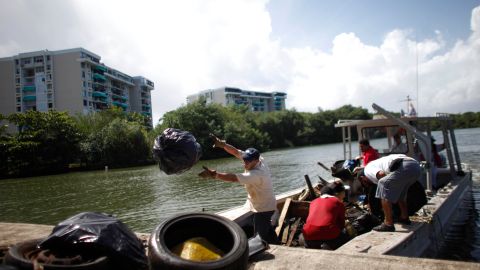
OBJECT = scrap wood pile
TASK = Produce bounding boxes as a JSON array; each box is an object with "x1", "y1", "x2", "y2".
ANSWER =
[
  {"x1": 274, "y1": 175, "x2": 380, "y2": 248},
  {"x1": 274, "y1": 175, "x2": 319, "y2": 247}
]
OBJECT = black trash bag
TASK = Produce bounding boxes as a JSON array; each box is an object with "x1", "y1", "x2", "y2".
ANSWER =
[
  {"x1": 331, "y1": 159, "x2": 359, "y2": 181},
  {"x1": 39, "y1": 212, "x2": 147, "y2": 270},
  {"x1": 351, "y1": 213, "x2": 381, "y2": 235},
  {"x1": 346, "y1": 205, "x2": 381, "y2": 236},
  {"x1": 152, "y1": 128, "x2": 202, "y2": 175}
]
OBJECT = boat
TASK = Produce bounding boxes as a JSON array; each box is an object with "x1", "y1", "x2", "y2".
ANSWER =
[{"x1": 216, "y1": 103, "x2": 475, "y2": 266}]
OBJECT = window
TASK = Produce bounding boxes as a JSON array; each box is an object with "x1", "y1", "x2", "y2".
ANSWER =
[
  {"x1": 83, "y1": 81, "x2": 86, "y2": 87},
  {"x1": 46, "y1": 65, "x2": 51, "y2": 70},
  {"x1": 16, "y1": 68, "x2": 19, "y2": 74},
  {"x1": 16, "y1": 107, "x2": 21, "y2": 112},
  {"x1": 15, "y1": 78, "x2": 20, "y2": 84},
  {"x1": 82, "y1": 71, "x2": 85, "y2": 78},
  {"x1": 47, "y1": 74, "x2": 52, "y2": 80},
  {"x1": 83, "y1": 100, "x2": 87, "y2": 106},
  {"x1": 46, "y1": 55, "x2": 50, "y2": 61},
  {"x1": 35, "y1": 67, "x2": 44, "y2": 72},
  {"x1": 48, "y1": 103, "x2": 53, "y2": 108},
  {"x1": 47, "y1": 84, "x2": 52, "y2": 89},
  {"x1": 16, "y1": 97, "x2": 20, "y2": 102},
  {"x1": 16, "y1": 88, "x2": 20, "y2": 93},
  {"x1": 15, "y1": 59, "x2": 19, "y2": 65}
]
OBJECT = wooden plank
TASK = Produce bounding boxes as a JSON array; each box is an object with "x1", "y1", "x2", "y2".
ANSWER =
[
  {"x1": 275, "y1": 198, "x2": 291, "y2": 237},
  {"x1": 281, "y1": 222, "x2": 290, "y2": 244},
  {"x1": 304, "y1": 175, "x2": 316, "y2": 199},
  {"x1": 290, "y1": 201, "x2": 310, "y2": 220},
  {"x1": 286, "y1": 218, "x2": 302, "y2": 247}
]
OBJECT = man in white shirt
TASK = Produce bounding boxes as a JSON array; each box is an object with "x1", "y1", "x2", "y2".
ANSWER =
[
  {"x1": 357, "y1": 154, "x2": 421, "y2": 232},
  {"x1": 199, "y1": 135, "x2": 279, "y2": 244}
]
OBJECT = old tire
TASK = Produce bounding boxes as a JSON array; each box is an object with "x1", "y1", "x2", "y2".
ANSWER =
[
  {"x1": 4, "y1": 239, "x2": 110, "y2": 270},
  {"x1": 149, "y1": 213, "x2": 248, "y2": 270}
]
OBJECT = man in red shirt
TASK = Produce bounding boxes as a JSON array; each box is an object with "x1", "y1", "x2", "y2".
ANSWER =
[
  {"x1": 353, "y1": 139, "x2": 381, "y2": 219},
  {"x1": 301, "y1": 181, "x2": 349, "y2": 250},
  {"x1": 358, "y1": 139, "x2": 380, "y2": 166}
]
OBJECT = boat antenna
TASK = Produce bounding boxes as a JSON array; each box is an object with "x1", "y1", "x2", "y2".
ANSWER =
[
  {"x1": 399, "y1": 95, "x2": 416, "y2": 117},
  {"x1": 416, "y1": 35, "x2": 419, "y2": 115}
]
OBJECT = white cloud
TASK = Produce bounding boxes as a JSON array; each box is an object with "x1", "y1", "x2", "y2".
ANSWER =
[{"x1": 0, "y1": 1, "x2": 479, "y2": 123}]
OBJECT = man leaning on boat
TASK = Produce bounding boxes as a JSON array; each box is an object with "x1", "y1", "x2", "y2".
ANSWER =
[
  {"x1": 357, "y1": 154, "x2": 421, "y2": 232},
  {"x1": 199, "y1": 134, "x2": 279, "y2": 244}
]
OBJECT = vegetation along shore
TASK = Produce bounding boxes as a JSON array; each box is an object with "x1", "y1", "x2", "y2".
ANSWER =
[{"x1": 1, "y1": 101, "x2": 480, "y2": 179}]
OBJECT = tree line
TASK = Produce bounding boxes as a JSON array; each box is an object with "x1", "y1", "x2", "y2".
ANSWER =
[{"x1": 1, "y1": 102, "x2": 480, "y2": 178}]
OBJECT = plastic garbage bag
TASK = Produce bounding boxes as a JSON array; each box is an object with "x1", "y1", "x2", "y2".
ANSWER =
[
  {"x1": 152, "y1": 128, "x2": 202, "y2": 174},
  {"x1": 39, "y1": 212, "x2": 148, "y2": 270},
  {"x1": 172, "y1": 237, "x2": 224, "y2": 262}
]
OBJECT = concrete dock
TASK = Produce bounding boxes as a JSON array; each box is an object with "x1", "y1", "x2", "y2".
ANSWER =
[{"x1": 1, "y1": 222, "x2": 478, "y2": 270}]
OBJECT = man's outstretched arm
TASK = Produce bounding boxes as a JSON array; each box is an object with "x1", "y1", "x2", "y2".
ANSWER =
[{"x1": 210, "y1": 134, "x2": 242, "y2": 159}]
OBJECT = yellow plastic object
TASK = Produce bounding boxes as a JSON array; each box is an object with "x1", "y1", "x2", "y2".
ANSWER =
[{"x1": 172, "y1": 237, "x2": 225, "y2": 262}]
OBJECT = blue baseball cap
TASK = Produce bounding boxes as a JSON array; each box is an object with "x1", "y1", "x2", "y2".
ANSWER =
[{"x1": 242, "y1": 148, "x2": 260, "y2": 161}]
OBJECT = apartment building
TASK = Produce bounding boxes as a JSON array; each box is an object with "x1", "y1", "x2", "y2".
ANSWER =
[
  {"x1": 186, "y1": 87, "x2": 287, "y2": 112},
  {"x1": 0, "y1": 48, "x2": 154, "y2": 126}
]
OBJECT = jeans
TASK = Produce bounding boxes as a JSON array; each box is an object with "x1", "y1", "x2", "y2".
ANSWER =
[{"x1": 253, "y1": 211, "x2": 279, "y2": 244}]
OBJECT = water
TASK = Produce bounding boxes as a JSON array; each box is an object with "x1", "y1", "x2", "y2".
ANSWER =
[
  {"x1": 0, "y1": 128, "x2": 479, "y2": 260},
  {"x1": 0, "y1": 141, "x2": 345, "y2": 233}
]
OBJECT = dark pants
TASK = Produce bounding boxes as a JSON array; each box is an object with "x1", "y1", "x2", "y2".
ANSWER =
[
  {"x1": 253, "y1": 211, "x2": 279, "y2": 244},
  {"x1": 300, "y1": 230, "x2": 350, "y2": 250}
]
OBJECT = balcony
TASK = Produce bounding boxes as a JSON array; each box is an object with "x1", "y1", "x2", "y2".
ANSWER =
[
  {"x1": 93, "y1": 99, "x2": 107, "y2": 104},
  {"x1": 94, "y1": 65, "x2": 107, "y2": 72},
  {"x1": 111, "y1": 94, "x2": 127, "y2": 102},
  {"x1": 93, "y1": 85, "x2": 105, "y2": 92},
  {"x1": 23, "y1": 85, "x2": 36, "y2": 92},
  {"x1": 23, "y1": 95, "x2": 36, "y2": 102},
  {"x1": 93, "y1": 73, "x2": 106, "y2": 81},
  {"x1": 112, "y1": 101, "x2": 128, "y2": 109},
  {"x1": 92, "y1": 91, "x2": 108, "y2": 98}
]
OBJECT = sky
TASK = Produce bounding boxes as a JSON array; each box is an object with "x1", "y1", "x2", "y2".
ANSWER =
[{"x1": 1, "y1": 0, "x2": 479, "y2": 124}]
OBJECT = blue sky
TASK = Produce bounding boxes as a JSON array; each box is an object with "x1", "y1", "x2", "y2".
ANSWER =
[
  {"x1": 0, "y1": 0, "x2": 479, "y2": 122},
  {"x1": 267, "y1": 0, "x2": 479, "y2": 50}
]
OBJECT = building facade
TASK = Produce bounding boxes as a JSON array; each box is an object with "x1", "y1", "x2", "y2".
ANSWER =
[
  {"x1": 186, "y1": 87, "x2": 287, "y2": 112},
  {"x1": 0, "y1": 48, "x2": 154, "y2": 126}
]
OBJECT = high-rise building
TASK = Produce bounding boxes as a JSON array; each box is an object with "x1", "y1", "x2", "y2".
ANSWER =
[
  {"x1": 186, "y1": 87, "x2": 287, "y2": 112},
  {"x1": 0, "y1": 48, "x2": 154, "y2": 126}
]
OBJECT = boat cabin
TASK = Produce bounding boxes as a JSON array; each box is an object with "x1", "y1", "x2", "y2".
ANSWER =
[{"x1": 334, "y1": 103, "x2": 464, "y2": 192}]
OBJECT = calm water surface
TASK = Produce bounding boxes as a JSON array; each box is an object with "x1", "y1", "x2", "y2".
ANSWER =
[
  {"x1": 1, "y1": 128, "x2": 479, "y2": 259},
  {"x1": 0, "y1": 137, "x2": 345, "y2": 232}
]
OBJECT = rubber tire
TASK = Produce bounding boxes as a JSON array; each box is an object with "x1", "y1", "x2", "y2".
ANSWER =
[
  {"x1": 148, "y1": 212, "x2": 248, "y2": 270},
  {"x1": 4, "y1": 239, "x2": 110, "y2": 270}
]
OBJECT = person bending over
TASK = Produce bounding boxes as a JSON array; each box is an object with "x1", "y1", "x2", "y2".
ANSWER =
[
  {"x1": 358, "y1": 154, "x2": 421, "y2": 232},
  {"x1": 301, "y1": 181, "x2": 349, "y2": 250}
]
